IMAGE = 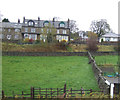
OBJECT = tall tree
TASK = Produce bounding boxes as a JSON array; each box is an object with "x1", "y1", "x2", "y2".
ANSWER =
[
  {"x1": 90, "y1": 19, "x2": 111, "y2": 38},
  {"x1": 2, "y1": 18, "x2": 10, "y2": 22},
  {"x1": 69, "y1": 20, "x2": 79, "y2": 33}
]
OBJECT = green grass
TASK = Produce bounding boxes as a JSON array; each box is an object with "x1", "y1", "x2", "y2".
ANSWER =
[
  {"x1": 2, "y1": 56, "x2": 99, "y2": 96},
  {"x1": 95, "y1": 55, "x2": 118, "y2": 71},
  {"x1": 95, "y1": 55, "x2": 118, "y2": 65}
]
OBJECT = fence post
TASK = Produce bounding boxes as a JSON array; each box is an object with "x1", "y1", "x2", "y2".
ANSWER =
[
  {"x1": 46, "y1": 88, "x2": 47, "y2": 98},
  {"x1": 90, "y1": 89, "x2": 92, "y2": 96},
  {"x1": 57, "y1": 88, "x2": 58, "y2": 97},
  {"x1": 71, "y1": 88, "x2": 72, "y2": 97},
  {"x1": 51, "y1": 88, "x2": 52, "y2": 98},
  {"x1": 2, "y1": 90, "x2": 4, "y2": 99},
  {"x1": 31, "y1": 87, "x2": 34, "y2": 99},
  {"x1": 64, "y1": 83, "x2": 66, "y2": 98},
  {"x1": 22, "y1": 91, "x2": 24, "y2": 98}
]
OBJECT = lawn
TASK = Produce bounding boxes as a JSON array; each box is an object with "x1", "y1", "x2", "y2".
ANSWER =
[
  {"x1": 2, "y1": 56, "x2": 99, "y2": 96},
  {"x1": 95, "y1": 55, "x2": 119, "y2": 71}
]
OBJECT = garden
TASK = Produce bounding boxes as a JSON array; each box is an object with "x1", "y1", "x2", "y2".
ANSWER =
[
  {"x1": 2, "y1": 56, "x2": 99, "y2": 96},
  {"x1": 95, "y1": 55, "x2": 119, "y2": 77}
]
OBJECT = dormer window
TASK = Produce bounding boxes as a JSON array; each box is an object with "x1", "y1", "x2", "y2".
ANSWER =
[
  {"x1": 44, "y1": 21, "x2": 49, "y2": 27},
  {"x1": 28, "y1": 20, "x2": 35, "y2": 26},
  {"x1": 59, "y1": 21, "x2": 65, "y2": 28}
]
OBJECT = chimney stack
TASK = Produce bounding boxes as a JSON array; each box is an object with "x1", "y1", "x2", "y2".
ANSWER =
[
  {"x1": 23, "y1": 17, "x2": 25, "y2": 23},
  {"x1": 38, "y1": 17, "x2": 40, "y2": 27},
  {"x1": 67, "y1": 18, "x2": 70, "y2": 28},
  {"x1": 18, "y1": 19, "x2": 20, "y2": 23},
  {"x1": 53, "y1": 17, "x2": 55, "y2": 26}
]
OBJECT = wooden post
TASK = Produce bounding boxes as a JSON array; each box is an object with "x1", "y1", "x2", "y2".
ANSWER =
[
  {"x1": 46, "y1": 88, "x2": 47, "y2": 98},
  {"x1": 12, "y1": 91, "x2": 15, "y2": 98},
  {"x1": 51, "y1": 88, "x2": 52, "y2": 98},
  {"x1": 81, "y1": 88, "x2": 82, "y2": 97},
  {"x1": 39, "y1": 87, "x2": 41, "y2": 97},
  {"x1": 57, "y1": 88, "x2": 58, "y2": 97},
  {"x1": 2, "y1": 90, "x2": 4, "y2": 99},
  {"x1": 22, "y1": 91, "x2": 24, "y2": 98},
  {"x1": 90, "y1": 89, "x2": 92, "y2": 96},
  {"x1": 71, "y1": 88, "x2": 72, "y2": 97},
  {"x1": 64, "y1": 83, "x2": 66, "y2": 98},
  {"x1": 31, "y1": 87, "x2": 34, "y2": 99}
]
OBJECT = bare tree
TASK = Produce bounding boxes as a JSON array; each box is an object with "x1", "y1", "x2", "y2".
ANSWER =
[
  {"x1": 69, "y1": 20, "x2": 79, "y2": 33},
  {"x1": 90, "y1": 19, "x2": 111, "y2": 38}
]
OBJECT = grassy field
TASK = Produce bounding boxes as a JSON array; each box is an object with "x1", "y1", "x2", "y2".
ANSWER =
[
  {"x1": 2, "y1": 56, "x2": 99, "y2": 96},
  {"x1": 95, "y1": 55, "x2": 118, "y2": 71}
]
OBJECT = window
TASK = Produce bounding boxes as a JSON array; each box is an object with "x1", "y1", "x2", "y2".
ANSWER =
[
  {"x1": 57, "y1": 30, "x2": 59, "y2": 34},
  {"x1": 31, "y1": 28, "x2": 36, "y2": 33},
  {"x1": 63, "y1": 30, "x2": 66, "y2": 34},
  {"x1": 25, "y1": 28, "x2": 28, "y2": 32},
  {"x1": 105, "y1": 37, "x2": 110, "y2": 41},
  {"x1": 28, "y1": 20, "x2": 34, "y2": 26},
  {"x1": 8, "y1": 29, "x2": 11, "y2": 32},
  {"x1": 14, "y1": 35, "x2": 19, "y2": 39},
  {"x1": 41, "y1": 29, "x2": 43, "y2": 33},
  {"x1": 15, "y1": 29, "x2": 20, "y2": 32},
  {"x1": 24, "y1": 34, "x2": 29, "y2": 38},
  {"x1": 0, "y1": 28, "x2": 2, "y2": 32},
  {"x1": 7, "y1": 35, "x2": 11, "y2": 40},
  {"x1": 44, "y1": 21, "x2": 49, "y2": 27},
  {"x1": 47, "y1": 29, "x2": 49, "y2": 33},
  {"x1": 59, "y1": 22, "x2": 65, "y2": 28}
]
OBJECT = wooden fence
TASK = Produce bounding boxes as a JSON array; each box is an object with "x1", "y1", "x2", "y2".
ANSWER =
[{"x1": 2, "y1": 84, "x2": 105, "y2": 99}]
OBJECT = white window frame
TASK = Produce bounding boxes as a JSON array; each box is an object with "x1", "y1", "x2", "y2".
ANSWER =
[
  {"x1": 57, "y1": 30, "x2": 59, "y2": 34},
  {"x1": 28, "y1": 21, "x2": 34, "y2": 26},
  {"x1": 25, "y1": 28, "x2": 28, "y2": 32},
  {"x1": 44, "y1": 23, "x2": 49, "y2": 27},
  {"x1": 8, "y1": 29, "x2": 11, "y2": 32},
  {"x1": 63, "y1": 30, "x2": 66, "y2": 34},
  {"x1": 31, "y1": 28, "x2": 36, "y2": 33},
  {"x1": 41, "y1": 29, "x2": 43, "y2": 33},
  {"x1": 60, "y1": 23, "x2": 65, "y2": 27},
  {"x1": 15, "y1": 29, "x2": 20, "y2": 32}
]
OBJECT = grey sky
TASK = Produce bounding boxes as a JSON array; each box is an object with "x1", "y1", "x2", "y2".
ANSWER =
[{"x1": 0, "y1": 0, "x2": 119, "y2": 33}]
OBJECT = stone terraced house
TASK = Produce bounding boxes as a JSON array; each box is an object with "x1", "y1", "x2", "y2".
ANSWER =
[{"x1": 1, "y1": 17, "x2": 70, "y2": 42}]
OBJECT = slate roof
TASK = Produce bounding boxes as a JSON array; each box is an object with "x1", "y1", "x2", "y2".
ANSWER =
[
  {"x1": 1, "y1": 22, "x2": 22, "y2": 28},
  {"x1": 23, "y1": 19, "x2": 69, "y2": 28},
  {"x1": 102, "y1": 32, "x2": 120, "y2": 38}
]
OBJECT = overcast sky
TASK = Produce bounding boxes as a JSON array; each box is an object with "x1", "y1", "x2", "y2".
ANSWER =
[{"x1": 0, "y1": 0, "x2": 119, "y2": 33}]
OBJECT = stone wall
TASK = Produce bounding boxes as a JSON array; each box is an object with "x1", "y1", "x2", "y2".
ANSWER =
[{"x1": 88, "y1": 52, "x2": 110, "y2": 94}]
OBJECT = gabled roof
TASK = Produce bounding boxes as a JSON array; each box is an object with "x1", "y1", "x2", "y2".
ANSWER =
[{"x1": 102, "y1": 32, "x2": 120, "y2": 38}]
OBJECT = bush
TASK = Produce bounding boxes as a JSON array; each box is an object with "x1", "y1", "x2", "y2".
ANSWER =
[
  {"x1": 56, "y1": 40, "x2": 69, "y2": 50},
  {"x1": 114, "y1": 45, "x2": 120, "y2": 52},
  {"x1": 35, "y1": 40, "x2": 40, "y2": 44},
  {"x1": 86, "y1": 32, "x2": 98, "y2": 52},
  {"x1": 24, "y1": 38, "x2": 29, "y2": 43}
]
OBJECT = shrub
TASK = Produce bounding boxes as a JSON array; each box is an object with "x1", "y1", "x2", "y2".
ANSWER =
[
  {"x1": 86, "y1": 32, "x2": 98, "y2": 52},
  {"x1": 24, "y1": 38, "x2": 29, "y2": 43},
  {"x1": 114, "y1": 45, "x2": 120, "y2": 52},
  {"x1": 29, "y1": 38, "x2": 34, "y2": 43},
  {"x1": 56, "y1": 40, "x2": 69, "y2": 50},
  {"x1": 35, "y1": 40, "x2": 40, "y2": 44}
]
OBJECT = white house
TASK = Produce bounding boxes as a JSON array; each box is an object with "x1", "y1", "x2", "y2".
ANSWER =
[{"x1": 99, "y1": 32, "x2": 120, "y2": 42}]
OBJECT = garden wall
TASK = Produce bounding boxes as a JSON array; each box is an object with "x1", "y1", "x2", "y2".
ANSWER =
[
  {"x1": 2, "y1": 51, "x2": 118, "y2": 56},
  {"x1": 2, "y1": 52, "x2": 88, "y2": 56},
  {"x1": 88, "y1": 52, "x2": 110, "y2": 94}
]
